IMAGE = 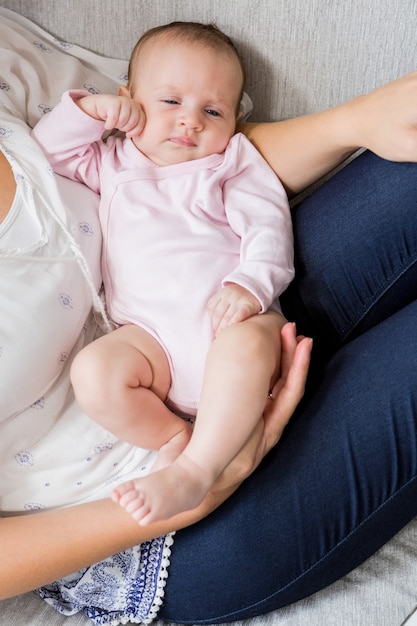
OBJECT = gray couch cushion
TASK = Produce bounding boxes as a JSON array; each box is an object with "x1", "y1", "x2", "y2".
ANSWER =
[{"x1": 2, "y1": 0, "x2": 417, "y2": 123}]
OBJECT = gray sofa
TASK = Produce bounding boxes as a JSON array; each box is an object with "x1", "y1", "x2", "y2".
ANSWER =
[{"x1": 1, "y1": 1, "x2": 417, "y2": 625}]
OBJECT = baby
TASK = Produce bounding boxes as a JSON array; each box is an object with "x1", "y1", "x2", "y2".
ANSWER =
[{"x1": 32, "y1": 21, "x2": 294, "y2": 525}]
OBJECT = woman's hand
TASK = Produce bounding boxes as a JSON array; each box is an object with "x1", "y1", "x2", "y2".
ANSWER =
[{"x1": 210, "y1": 322, "x2": 312, "y2": 495}]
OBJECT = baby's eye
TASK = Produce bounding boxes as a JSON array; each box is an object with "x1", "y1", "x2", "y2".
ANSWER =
[
  {"x1": 163, "y1": 99, "x2": 179, "y2": 105},
  {"x1": 205, "y1": 108, "x2": 221, "y2": 117}
]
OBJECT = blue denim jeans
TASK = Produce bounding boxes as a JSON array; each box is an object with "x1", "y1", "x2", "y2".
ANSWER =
[{"x1": 159, "y1": 151, "x2": 417, "y2": 624}]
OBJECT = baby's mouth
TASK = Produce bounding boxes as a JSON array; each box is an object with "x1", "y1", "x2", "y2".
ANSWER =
[{"x1": 170, "y1": 136, "x2": 197, "y2": 147}]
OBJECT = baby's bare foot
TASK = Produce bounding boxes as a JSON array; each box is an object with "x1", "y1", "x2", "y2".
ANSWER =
[{"x1": 113, "y1": 453, "x2": 212, "y2": 525}]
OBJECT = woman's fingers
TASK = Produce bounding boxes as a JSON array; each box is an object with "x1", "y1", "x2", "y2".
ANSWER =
[{"x1": 263, "y1": 323, "x2": 312, "y2": 448}]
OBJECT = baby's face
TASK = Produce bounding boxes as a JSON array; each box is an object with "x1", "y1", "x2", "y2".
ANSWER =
[{"x1": 127, "y1": 39, "x2": 243, "y2": 166}]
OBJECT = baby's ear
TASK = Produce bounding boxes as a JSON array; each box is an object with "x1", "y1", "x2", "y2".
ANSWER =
[{"x1": 118, "y1": 85, "x2": 131, "y2": 97}]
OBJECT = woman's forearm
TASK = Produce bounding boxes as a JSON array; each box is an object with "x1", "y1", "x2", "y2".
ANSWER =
[
  {"x1": 240, "y1": 105, "x2": 358, "y2": 197},
  {"x1": 0, "y1": 492, "x2": 225, "y2": 600},
  {"x1": 239, "y1": 72, "x2": 417, "y2": 195},
  {"x1": 240, "y1": 105, "x2": 360, "y2": 196},
  {"x1": 241, "y1": 71, "x2": 417, "y2": 196}
]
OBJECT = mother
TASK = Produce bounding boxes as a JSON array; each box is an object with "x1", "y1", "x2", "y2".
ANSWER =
[{"x1": 2, "y1": 71, "x2": 417, "y2": 624}]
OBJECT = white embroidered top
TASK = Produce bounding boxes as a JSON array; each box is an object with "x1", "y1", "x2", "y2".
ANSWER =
[
  {"x1": 0, "y1": 14, "x2": 173, "y2": 614},
  {"x1": 0, "y1": 146, "x2": 159, "y2": 513}
]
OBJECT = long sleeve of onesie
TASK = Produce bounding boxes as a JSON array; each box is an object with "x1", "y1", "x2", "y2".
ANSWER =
[
  {"x1": 218, "y1": 134, "x2": 294, "y2": 309},
  {"x1": 32, "y1": 90, "x2": 108, "y2": 194}
]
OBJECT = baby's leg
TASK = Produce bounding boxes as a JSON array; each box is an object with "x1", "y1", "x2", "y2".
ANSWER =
[
  {"x1": 114, "y1": 312, "x2": 285, "y2": 525},
  {"x1": 70, "y1": 324, "x2": 191, "y2": 460}
]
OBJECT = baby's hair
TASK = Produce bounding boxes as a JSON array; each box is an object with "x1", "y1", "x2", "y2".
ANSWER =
[{"x1": 127, "y1": 21, "x2": 245, "y2": 108}]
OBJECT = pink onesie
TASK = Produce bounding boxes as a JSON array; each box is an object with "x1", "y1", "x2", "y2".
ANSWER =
[{"x1": 33, "y1": 90, "x2": 295, "y2": 413}]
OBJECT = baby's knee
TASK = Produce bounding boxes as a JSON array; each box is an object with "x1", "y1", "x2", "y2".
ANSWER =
[
  {"x1": 217, "y1": 315, "x2": 283, "y2": 373},
  {"x1": 219, "y1": 320, "x2": 266, "y2": 359},
  {"x1": 70, "y1": 344, "x2": 111, "y2": 412}
]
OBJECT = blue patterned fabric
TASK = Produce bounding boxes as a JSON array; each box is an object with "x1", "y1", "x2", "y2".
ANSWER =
[{"x1": 36, "y1": 533, "x2": 174, "y2": 625}]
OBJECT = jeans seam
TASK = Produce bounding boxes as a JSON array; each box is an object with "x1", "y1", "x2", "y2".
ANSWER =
[
  {"x1": 341, "y1": 254, "x2": 417, "y2": 343},
  {"x1": 183, "y1": 473, "x2": 417, "y2": 624}
]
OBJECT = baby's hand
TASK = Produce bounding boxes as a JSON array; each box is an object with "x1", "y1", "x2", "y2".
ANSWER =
[
  {"x1": 208, "y1": 284, "x2": 261, "y2": 336},
  {"x1": 77, "y1": 94, "x2": 145, "y2": 138}
]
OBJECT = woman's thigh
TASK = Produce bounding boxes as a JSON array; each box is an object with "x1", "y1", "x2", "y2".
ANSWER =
[
  {"x1": 281, "y1": 151, "x2": 417, "y2": 357},
  {"x1": 160, "y1": 300, "x2": 417, "y2": 623}
]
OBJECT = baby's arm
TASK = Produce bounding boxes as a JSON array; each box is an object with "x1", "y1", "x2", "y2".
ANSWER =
[
  {"x1": 220, "y1": 135, "x2": 295, "y2": 316},
  {"x1": 32, "y1": 90, "x2": 145, "y2": 190},
  {"x1": 76, "y1": 94, "x2": 144, "y2": 138},
  {"x1": 208, "y1": 283, "x2": 261, "y2": 336}
]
